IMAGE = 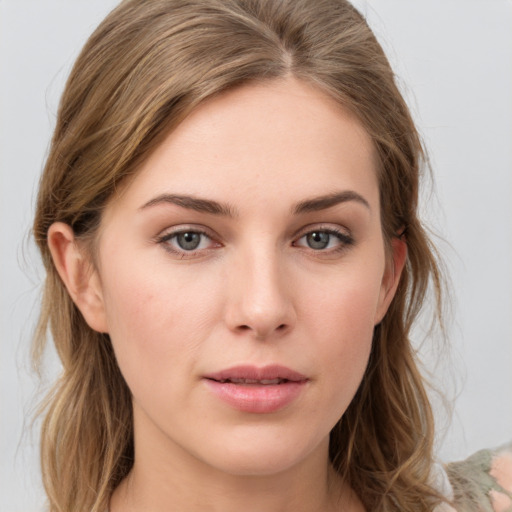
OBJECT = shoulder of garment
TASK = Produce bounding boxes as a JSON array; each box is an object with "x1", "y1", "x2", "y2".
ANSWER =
[{"x1": 434, "y1": 441, "x2": 512, "y2": 512}]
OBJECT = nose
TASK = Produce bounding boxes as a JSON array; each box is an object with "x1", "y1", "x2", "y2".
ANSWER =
[{"x1": 223, "y1": 244, "x2": 296, "y2": 340}]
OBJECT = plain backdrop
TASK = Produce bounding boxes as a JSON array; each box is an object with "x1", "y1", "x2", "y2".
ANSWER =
[{"x1": 1, "y1": 1, "x2": 511, "y2": 510}]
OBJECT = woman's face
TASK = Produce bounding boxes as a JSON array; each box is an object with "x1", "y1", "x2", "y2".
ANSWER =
[{"x1": 81, "y1": 78, "x2": 403, "y2": 476}]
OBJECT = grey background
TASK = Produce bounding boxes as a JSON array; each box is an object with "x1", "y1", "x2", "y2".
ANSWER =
[{"x1": 1, "y1": 1, "x2": 511, "y2": 510}]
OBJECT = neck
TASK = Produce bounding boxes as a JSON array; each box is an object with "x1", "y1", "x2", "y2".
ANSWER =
[
  {"x1": 113, "y1": 456, "x2": 343, "y2": 512},
  {"x1": 109, "y1": 407, "x2": 361, "y2": 512}
]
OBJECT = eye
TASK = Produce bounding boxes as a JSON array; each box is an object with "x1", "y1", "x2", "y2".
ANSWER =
[
  {"x1": 157, "y1": 227, "x2": 219, "y2": 256},
  {"x1": 294, "y1": 228, "x2": 353, "y2": 252},
  {"x1": 174, "y1": 231, "x2": 204, "y2": 251},
  {"x1": 304, "y1": 231, "x2": 331, "y2": 250}
]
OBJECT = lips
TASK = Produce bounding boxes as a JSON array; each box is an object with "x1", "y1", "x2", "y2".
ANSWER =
[
  {"x1": 203, "y1": 365, "x2": 308, "y2": 413},
  {"x1": 204, "y1": 365, "x2": 307, "y2": 383}
]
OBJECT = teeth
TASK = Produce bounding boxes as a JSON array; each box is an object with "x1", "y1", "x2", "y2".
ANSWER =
[
  {"x1": 220, "y1": 378, "x2": 284, "y2": 385},
  {"x1": 231, "y1": 378, "x2": 258, "y2": 384}
]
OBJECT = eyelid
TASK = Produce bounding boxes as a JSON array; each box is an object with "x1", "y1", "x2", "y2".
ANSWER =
[
  {"x1": 155, "y1": 224, "x2": 222, "y2": 257},
  {"x1": 292, "y1": 224, "x2": 354, "y2": 252},
  {"x1": 293, "y1": 223, "x2": 353, "y2": 241},
  {"x1": 154, "y1": 222, "x2": 354, "y2": 258}
]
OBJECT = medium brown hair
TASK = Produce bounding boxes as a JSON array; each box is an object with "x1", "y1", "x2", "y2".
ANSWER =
[{"x1": 33, "y1": 1, "x2": 446, "y2": 510}]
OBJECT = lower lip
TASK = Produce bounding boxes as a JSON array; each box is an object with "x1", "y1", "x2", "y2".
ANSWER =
[{"x1": 203, "y1": 379, "x2": 307, "y2": 413}]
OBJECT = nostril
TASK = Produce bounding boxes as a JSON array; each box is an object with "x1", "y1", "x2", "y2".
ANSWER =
[{"x1": 235, "y1": 323, "x2": 288, "y2": 336}]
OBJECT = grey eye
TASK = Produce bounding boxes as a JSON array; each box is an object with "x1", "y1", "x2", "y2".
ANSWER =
[
  {"x1": 306, "y1": 231, "x2": 330, "y2": 249},
  {"x1": 176, "y1": 232, "x2": 202, "y2": 250}
]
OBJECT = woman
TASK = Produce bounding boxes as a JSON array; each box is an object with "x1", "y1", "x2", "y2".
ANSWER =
[{"x1": 31, "y1": 1, "x2": 511, "y2": 511}]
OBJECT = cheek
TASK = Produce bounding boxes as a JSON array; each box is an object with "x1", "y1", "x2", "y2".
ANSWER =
[
  {"x1": 99, "y1": 256, "x2": 223, "y2": 393},
  {"x1": 313, "y1": 283, "x2": 376, "y2": 372},
  {"x1": 302, "y1": 256, "x2": 384, "y2": 346},
  {"x1": 298, "y1": 260, "x2": 384, "y2": 410}
]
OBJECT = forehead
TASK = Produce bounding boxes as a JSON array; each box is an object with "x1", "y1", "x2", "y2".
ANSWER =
[{"x1": 108, "y1": 77, "x2": 379, "y2": 214}]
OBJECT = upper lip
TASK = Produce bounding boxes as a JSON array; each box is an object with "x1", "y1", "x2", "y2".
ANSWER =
[{"x1": 204, "y1": 365, "x2": 308, "y2": 383}]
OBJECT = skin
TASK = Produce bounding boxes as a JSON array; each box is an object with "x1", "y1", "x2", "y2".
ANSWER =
[{"x1": 49, "y1": 77, "x2": 406, "y2": 512}]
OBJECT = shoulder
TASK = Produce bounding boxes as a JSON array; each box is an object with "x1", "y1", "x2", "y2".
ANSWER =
[{"x1": 437, "y1": 442, "x2": 512, "y2": 512}]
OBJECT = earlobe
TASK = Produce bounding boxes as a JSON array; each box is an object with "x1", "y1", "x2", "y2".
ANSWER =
[
  {"x1": 47, "y1": 222, "x2": 109, "y2": 333},
  {"x1": 374, "y1": 236, "x2": 408, "y2": 325}
]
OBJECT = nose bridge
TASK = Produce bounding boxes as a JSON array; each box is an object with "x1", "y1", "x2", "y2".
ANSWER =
[{"x1": 225, "y1": 238, "x2": 295, "y2": 339}]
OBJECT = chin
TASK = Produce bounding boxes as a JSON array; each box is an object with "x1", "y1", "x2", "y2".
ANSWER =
[
  {"x1": 212, "y1": 453, "x2": 306, "y2": 477},
  {"x1": 199, "y1": 424, "x2": 329, "y2": 477}
]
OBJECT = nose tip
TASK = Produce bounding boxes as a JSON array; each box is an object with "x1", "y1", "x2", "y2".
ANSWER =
[{"x1": 224, "y1": 252, "x2": 296, "y2": 340}]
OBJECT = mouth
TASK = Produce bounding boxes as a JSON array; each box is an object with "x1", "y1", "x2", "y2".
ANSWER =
[
  {"x1": 209, "y1": 378, "x2": 291, "y2": 385},
  {"x1": 204, "y1": 364, "x2": 308, "y2": 384},
  {"x1": 202, "y1": 365, "x2": 308, "y2": 413}
]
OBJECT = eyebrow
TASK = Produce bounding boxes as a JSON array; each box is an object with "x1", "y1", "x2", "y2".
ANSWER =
[
  {"x1": 292, "y1": 191, "x2": 370, "y2": 214},
  {"x1": 140, "y1": 194, "x2": 237, "y2": 217},
  {"x1": 140, "y1": 190, "x2": 370, "y2": 217}
]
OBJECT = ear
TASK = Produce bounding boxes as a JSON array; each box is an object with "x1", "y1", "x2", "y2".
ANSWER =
[
  {"x1": 47, "y1": 222, "x2": 109, "y2": 333},
  {"x1": 374, "y1": 236, "x2": 407, "y2": 325}
]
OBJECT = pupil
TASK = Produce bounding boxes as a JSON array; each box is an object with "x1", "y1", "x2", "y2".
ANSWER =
[
  {"x1": 177, "y1": 232, "x2": 201, "y2": 250},
  {"x1": 307, "y1": 232, "x2": 329, "y2": 249}
]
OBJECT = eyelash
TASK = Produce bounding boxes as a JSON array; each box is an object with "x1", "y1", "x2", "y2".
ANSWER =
[
  {"x1": 156, "y1": 225, "x2": 354, "y2": 258},
  {"x1": 293, "y1": 227, "x2": 354, "y2": 254},
  {"x1": 156, "y1": 227, "x2": 219, "y2": 258}
]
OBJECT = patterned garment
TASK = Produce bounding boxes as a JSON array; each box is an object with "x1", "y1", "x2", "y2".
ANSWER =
[{"x1": 435, "y1": 442, "x2": 512, "y2": 512}]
